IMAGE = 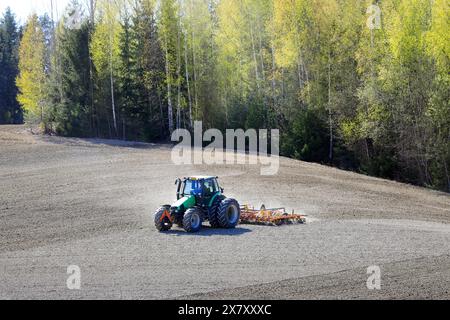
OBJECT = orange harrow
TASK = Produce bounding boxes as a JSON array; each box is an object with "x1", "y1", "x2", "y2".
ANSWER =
[{"x1": 240, "y1": 205, "x2": 306, "y2": 226}]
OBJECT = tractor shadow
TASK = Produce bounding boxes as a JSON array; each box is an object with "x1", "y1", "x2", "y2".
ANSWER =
[{"x1": 164, "y1": 226, "x2": 252, "y2": 237}]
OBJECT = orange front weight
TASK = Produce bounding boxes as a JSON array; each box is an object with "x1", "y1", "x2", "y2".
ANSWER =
[{"x1": 160, "y1": 210, "x2": 174, "y2": 223}]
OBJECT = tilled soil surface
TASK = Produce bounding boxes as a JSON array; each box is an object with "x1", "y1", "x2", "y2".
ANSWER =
[{"x1": 0, "y1": 125, "x2": 449, "y2": 299}]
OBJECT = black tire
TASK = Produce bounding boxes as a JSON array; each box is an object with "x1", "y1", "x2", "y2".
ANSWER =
[
  {"x1": 208, "y1": 196, "x2": 223, "y2": 228},
  {"x1": 218, "y1": 198, "x2": 241, "y2": 229},
  {"x1": 154, "y1": 206, "x2": 173, "y2": 232},
  {"x1": 183, "y1": 208, "x2": 203, "y2": 233}
]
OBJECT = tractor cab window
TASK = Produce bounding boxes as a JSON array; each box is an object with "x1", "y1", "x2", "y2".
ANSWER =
[
  {"x1": 203, "y1": 179, "x2": 218, "y2": 195},
  {"x1": 183, "y1": 180, "x2": 201, "y2": 196}
]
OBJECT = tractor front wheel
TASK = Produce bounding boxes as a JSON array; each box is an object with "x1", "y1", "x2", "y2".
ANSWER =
[
  {"x1": 154, "y1": 206, "x2": 173, "y2": 232},
  {"x1": 218, "y1": 198, "x2": 241, "y2": 229},
  {"x1": 183, "y1": 208, "x2": 203, "y2": 233}
]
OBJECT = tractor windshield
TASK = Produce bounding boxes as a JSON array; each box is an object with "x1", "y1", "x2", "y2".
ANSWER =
[{"x1": 183, "y1": 180, "x2": 201, "y2": 196}]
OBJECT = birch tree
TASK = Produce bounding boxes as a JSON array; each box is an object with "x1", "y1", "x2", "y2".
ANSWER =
[
  {"x1": 91, "y1": 0, "x2": 123, "y2": 137},
  {"x1": 16, "y1": 14, "x2": 46, "y2": 128}
]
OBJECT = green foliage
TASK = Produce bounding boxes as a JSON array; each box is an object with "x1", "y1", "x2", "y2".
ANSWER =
[
  {"x1": 119, "y1": 0, "x2": 165, "y2": 140},
  {"x1": 246, "y1": 96, "x2": 267, "y2": 130},
  {"x1": 281, "y1": 108, "x2": 329, "y2": 163},
  {"x1": 47, "y1": 10, "x2": 92, "y2": 137},
  {"x1": 0, "y1": 7, "x2": 21, "y2": 124},
  {"x1": 8, "y1": 0, "x2": 450, "y2": 191}
]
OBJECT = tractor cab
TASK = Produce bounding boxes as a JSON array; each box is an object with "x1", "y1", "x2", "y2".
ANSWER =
[{"x1": 177, "y1": 176, "x2": 223, "y2": 206}]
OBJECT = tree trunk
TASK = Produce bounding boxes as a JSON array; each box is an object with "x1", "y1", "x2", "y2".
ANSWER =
[
  {"x1": 107, "y1": 1, "x2": 117, "y2": 137},
  {"x1": 328, "y1": 51, "x2": 333, "y2": 163},
  {"x1": 190, "y1": 0, "x2": 199, "y2": 120},
  {"x1": 109, "y1": 34, "x2": 117, "y2": 137},
  {"x1": 270, "y1": 43, "x2": 276, "y2": 127},
  {"x1": 191, "y1": 32, "x2": 199, "y2": 120},
  {"x1": 176, "y1": 19, "x2": 182, "y2": 130},
  {"x1": 122, "y1": 118, "x2": 126, "y2": 141},
  {"x1": 256, "y1": 16, "x2": 265, "y2": 82},
  {"x1": 158, "y1": 91, "x2": 165, "y2": 137},
  {"x1": 184, "y1": 33, "x2": 193, "y2": 129},
  {"x1": 88, "y1": 0, "x2": 96, "y2": 136},
  {"x1": 250, "y1": 24, "x2": 260, "y2": 89},
  {"x1": 164, "y1": 36, "x2": 174, "y2": 135}
]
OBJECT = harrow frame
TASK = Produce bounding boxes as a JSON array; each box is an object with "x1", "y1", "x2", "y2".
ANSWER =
[{"x1": 240, "y1": 205, "x2": 306, "y2": 226}]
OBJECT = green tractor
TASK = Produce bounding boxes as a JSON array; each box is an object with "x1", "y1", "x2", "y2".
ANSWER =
[{"x1": 154, "y1": 176, "x2": 241, "y2": 233}]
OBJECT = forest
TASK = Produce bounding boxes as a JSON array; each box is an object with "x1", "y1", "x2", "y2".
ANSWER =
[{"x1": 0, "y1": 0, "x2": 448, "y2": 191}]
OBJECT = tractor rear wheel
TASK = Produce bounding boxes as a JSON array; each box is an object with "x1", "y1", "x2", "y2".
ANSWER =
[
  {"x1": 154, "y1": 206, "x2": 173, "y2": 232},
  {"x1": 208, "y1": 197, "x2": 222, "y2": 228},
  {"x1": 183, "y1": 208, "x2": 203, "y2": 233},
  {"x1": 218, "y1": 198, "x2": 241, "y2": 229}
]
